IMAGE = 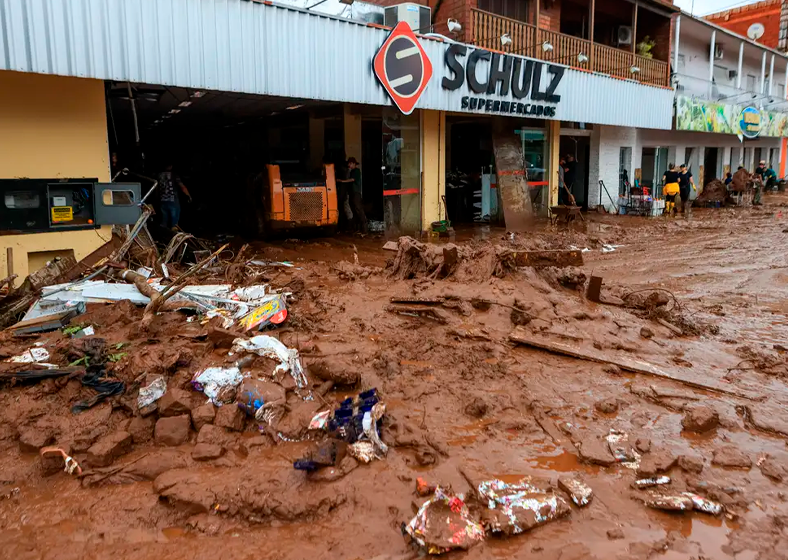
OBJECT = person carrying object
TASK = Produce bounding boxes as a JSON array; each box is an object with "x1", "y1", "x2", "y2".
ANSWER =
[
  {"x1": 662, "y1": 163, "x2": 680, "y2": 217},
  {"x1": 678, "y1": 164, "x2": 696, "y2": 219}
]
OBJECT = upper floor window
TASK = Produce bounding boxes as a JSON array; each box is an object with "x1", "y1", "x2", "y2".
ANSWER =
[{"x1": 478, "y1": 0, "x2": 531, "y2": 23}]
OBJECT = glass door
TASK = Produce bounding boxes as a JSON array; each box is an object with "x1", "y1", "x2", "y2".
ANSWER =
[
  {"x1": 516, "y1": 128, "x2": 548, "y2": 216},
  {"x1": 382, "y1": 109, "x2": 421, "y2": 235}
]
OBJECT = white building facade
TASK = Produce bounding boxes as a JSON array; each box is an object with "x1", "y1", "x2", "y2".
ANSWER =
[{"x1": 590, "y1": 12, "x2": 788, "y2": 206}]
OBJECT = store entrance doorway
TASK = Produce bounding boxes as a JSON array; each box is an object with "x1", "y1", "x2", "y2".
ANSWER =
[
  {"x1": 559, "y1": 136, "x2": 590, "y2": 209},
  {"x1": 704, "y1": 147, "x2": 719, "y2": 185}
]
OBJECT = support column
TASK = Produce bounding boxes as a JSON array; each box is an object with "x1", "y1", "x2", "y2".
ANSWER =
[
  {"x1": 737, "y1": 42, "x2": 744, "y2": 89},
  {"x1": 343, "y1": 105, "x2": 362, "y2": 164},
  {"x1": 420, "y1": 110, "x2": 446, "y2": 232},
  {"x1": 631, "y1": 3, "x2": 638, "y2": 67},
  {"x1": 769, "y1": 54, "x2": 775, "y2": 97},
  {"x1": 535, "y1": 0, "x2": 541, "y2": 59},
  {"x1": 761, "y1": 51, "x2": 767, "y2": 94},
  {"x1": 548, "y1": 119, "x2": 561, "y2": 208},
  {"x1": 709, "y1": 30, "x2": 716, "y2": 86},
  {"x1": 673, "y1": 15, "x2": 681, "y2": 78},
  {"x1": 588, "y1": 0, "x2": 595, "y2": 69},
  {"x1": 721, "y1": 146, "x2": 732, "y2": 176},
  {"x1": 309, "y1": 114, "x2": 325, "y2": 172}
]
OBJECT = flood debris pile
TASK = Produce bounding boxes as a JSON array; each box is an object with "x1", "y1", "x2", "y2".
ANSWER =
[
  {"x1": 696, "y1": 179, "x2": 726, "y2": 204},
  {"x1": 404, "y1": 474, "x2": 588, "y2": 554},
  {"x1": 386, "y1": 236, "x2": 583, "y2": 282}
]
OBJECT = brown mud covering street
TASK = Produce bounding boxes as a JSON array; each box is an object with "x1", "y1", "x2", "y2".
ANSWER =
[{"x1": 3, "y1": 195, "x2": 788, "y2": 560}]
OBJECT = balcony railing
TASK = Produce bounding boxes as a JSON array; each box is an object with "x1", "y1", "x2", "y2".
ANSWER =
[
  {"x1": 469, "y1": 8, "x2": 669, "y2": 88},
  {"x1": 470, "y1": 9, "x2": 535, "y2": 52}
]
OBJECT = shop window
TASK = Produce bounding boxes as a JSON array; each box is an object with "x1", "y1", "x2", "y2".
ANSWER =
[
  {"x1": 517, "y1": 128, "x2": 548, "y2": 216},
  {"x1": 746, "y1": 75, "x2": 757, "y2": 93}
]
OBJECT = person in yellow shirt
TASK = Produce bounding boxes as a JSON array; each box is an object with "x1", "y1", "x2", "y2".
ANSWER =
[{"x1": 662, "y1": 164, "x2": 680, "y2": 217}]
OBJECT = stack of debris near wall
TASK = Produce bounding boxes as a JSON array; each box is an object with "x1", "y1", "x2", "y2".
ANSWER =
[{"x1": 696, "y1": 179, "x2": 726, "y2": 204}]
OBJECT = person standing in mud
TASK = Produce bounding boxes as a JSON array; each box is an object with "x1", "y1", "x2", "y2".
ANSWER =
[
  {"x1": 337, "y1": 157, "x2": 368, "y2": 234},
  {"x1": 662, "y1": 163, "x2": 680, "y2": 217},
  {"x1": 557, "y1": 156, "x2": 569, "y2": 205},
  {"x1": 157, "y1": 162, "x2": 192, "y2": 230},
  {"x1": 678, "y1": 164, "x2": 696, "y2": 219}
]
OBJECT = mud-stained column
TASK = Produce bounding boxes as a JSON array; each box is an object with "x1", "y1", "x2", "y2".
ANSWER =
[
  {"x1": 309, "y1": 114, "x2": 325, "y2": 172},
  {"x1": 343, "y1": 105, "x2": 362, "y2": 163},
  {"x1": 721, "y1": 147, "x2": 732, "y2": 176},
  {"x1": 547, "y1": 119, "x2": 560, "y2": 208},
  {"x1": 421, "y1": 110, "x2": 446, "y2": 233}
]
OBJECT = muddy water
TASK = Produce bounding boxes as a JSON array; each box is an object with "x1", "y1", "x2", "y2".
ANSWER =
[{"x1": 3, "y1": 195, "x2": 788, "y2": 560}]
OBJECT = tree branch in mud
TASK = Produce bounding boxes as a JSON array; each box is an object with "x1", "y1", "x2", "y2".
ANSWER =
[{"x1": 121, "y1": 243, "x2": 228, "y2": 330}]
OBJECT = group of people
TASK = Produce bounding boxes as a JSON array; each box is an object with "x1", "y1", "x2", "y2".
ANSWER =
[
  {"x1": 661, "y1": 163, "x2": 696, "y2": 218},
  {"x1": 723, "y1": 160, "x2": 777, "y2": 206}
]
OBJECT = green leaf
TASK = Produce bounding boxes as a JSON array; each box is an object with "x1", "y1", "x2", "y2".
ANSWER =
[{"x1": 69, "y1": 356, "x2": 89, "y2": 367}]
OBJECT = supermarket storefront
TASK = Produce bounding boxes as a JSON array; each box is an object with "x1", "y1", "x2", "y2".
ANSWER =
[{"x1": 0, "y1": 0, "x2": 674, "y2": 277}]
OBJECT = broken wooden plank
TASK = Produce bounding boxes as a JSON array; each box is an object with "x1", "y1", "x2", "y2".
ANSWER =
[
  {"x1": 386, "y1": 305, "x2": 448, "y2": 324},
  {"x1": 656, "y1": 318, "x2": 684, "y2": 336},
  {"x1": 587, "y1": 276, "x2": 603, "y2": 303},
  {"x1": 389, "y1": 296, "x2": 445, "y2": 305},
  {"x1": 447, "y1": 327, "x2": 492, "y2": 341},
  {"x1": 508, "y1": 328, "x2": 762, "y2": 401},
  {"x1": 501, "y1": 249, "x2": 584, "y2": 268}
]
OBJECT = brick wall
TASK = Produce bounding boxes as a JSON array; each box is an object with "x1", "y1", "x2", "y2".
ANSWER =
[
  {"x1": 539, "y1": 1, "x2": 561, "y2": 33},
  {"x1": 706, "y1": 0, "x2": 782, "y2": 50}
]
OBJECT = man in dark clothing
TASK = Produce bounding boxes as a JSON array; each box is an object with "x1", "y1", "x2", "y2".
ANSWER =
[
  {"x1": 564, "y1": 154, "x2": 577, "y2": 191},
  {"x1": 337, "y1": 157, "x2": 368, "y2": 233},
  {"x1": 755, "y1": 160, "x2": 766, "y2": 180},
  {"x1": 157, "y1": 163, "x2": 192, "y2": 230},
  {"x1": 678, "y1": 164, "x2": 696, "y2": 219}
]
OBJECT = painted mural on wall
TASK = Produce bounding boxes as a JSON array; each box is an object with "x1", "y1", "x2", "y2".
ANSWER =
[{"x1": 676, "y1": 96, "x2": 788, "y2": 137}]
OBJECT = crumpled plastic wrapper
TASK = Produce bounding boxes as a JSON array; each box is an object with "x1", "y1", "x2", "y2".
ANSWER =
[
  {"x1": 192, "y1": 366, "x2": 243, "y2": 406},
  {"x1": 363, "y1": 402, "x2": 388, "y2": 456},
  {"x1": 478, "y1": 478, "x2": 571, "y2": 535},
  {"x1": 137, "y1": 377, "x2": 166, "y2": 409},
  {"x1": 644, "y1": 493, "x2": 694, "y2": 511},
  {"x1": 644, "y1": 492, "x2": 723, "y2": 515},
  {"x1": 231, "y1": 336, "x2": 312, "y2": 399},
  {"x1": 682, "y1": 492, "x2": 724, "y2": 515},
  {"x1": 308, "y1": 410, "x2": 331, "y2": 430},
  {"x1": 607, "y1": 429, "x2": 641, "y2": 469},
  {"x1": 634, "y1": 476, "x2": 671, "y2": 489},
  {"x1": 557, "y1": 477, "x2": 593, "y2": 507},
  {"x1": 405, "y1": 487, "x2": 485, "y2": 554}
]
